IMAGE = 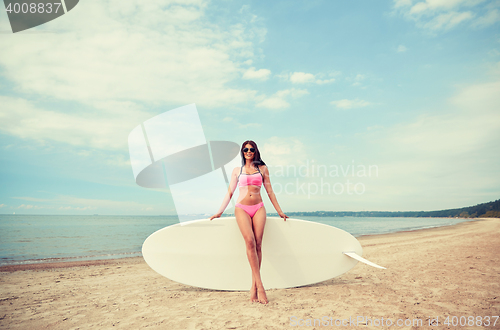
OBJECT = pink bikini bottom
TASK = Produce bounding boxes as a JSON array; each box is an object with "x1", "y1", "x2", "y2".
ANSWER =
[{"x1": 235, "y1": 202, "x2": 264, "y2": 218}]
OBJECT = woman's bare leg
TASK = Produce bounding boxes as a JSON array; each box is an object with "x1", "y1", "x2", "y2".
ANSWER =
[
  {"x1": 251, "y1": 206, "x2": 267, "y2": 304},
  {"x1": 235, "y1": 207, "x2": 265, "y2": 303}
]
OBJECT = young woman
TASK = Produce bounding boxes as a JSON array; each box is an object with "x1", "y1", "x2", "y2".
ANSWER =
[{"x1": 210, "y1": 140, "x2": 288, "y2": 304}]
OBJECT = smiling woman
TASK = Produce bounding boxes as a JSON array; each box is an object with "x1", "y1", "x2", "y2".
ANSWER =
[{"x1": 210, "y1": 140, "x2": 288, "y2": 304}]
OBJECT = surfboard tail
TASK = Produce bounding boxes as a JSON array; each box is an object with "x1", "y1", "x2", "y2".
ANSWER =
[{"x1": 343, "y1": 252, "x2": 386, "y2": 269}]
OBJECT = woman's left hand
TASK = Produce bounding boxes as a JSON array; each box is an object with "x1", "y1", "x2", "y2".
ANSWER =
[{"x1": 278, "y1": 212, "x2": 289, "y2": 221}]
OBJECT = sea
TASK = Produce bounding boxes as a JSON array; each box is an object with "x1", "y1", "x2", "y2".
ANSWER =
[{"x1": 0, "y1": 214, "x2": 473, "y2": 266}]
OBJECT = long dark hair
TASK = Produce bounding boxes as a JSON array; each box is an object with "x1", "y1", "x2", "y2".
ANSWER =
[{"x1": 240, "y1": 140, "x2": 266, "y2": 167}]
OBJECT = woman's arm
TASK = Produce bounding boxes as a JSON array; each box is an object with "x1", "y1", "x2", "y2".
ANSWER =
[
  {"x1": 261, "y1": 165, "x2": 288, "y2": 220},
  {"x1": 210, "y1": 167, "x2": 239, "y2": 220}
]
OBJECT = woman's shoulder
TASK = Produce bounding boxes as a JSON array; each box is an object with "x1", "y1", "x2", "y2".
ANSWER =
[{"x1": 258, "y1": 164, "x2": 268, "y2": 172}]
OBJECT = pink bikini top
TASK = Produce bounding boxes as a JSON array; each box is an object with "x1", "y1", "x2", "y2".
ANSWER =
[{"x1": 238, "y1": 166, "x2": 263, "y2": 187}]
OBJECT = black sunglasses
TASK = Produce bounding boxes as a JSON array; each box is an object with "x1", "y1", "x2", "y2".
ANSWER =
[{"x1": 243, "y1": 148, "x2": 255, "y2": 153}]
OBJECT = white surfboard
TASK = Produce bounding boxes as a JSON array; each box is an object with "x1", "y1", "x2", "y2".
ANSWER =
[{"x1": 142, "y1": 217, "x2": 384, "y2": 291}]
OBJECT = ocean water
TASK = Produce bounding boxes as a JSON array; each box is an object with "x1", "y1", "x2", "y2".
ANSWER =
[{"x1": 0, "y1": 214, "x2": 472, "y2": 266}]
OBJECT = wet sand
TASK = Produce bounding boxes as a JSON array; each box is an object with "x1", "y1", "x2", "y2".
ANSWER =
[{"x1": 1, "y1": 218, "x2": 499, "y2": 329}]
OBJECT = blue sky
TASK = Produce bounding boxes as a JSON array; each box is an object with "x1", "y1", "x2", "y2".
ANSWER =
[{"x1": 0, "y1": 0, "x2": 499, "y2": 215}]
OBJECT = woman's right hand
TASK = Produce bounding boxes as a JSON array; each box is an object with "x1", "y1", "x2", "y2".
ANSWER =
[
  {"x1": 278, "y1": 212, "x2": 289, "y2": 221},
  {"x1": 209, "y1": 213, "x2": 222, "y2": 221}
]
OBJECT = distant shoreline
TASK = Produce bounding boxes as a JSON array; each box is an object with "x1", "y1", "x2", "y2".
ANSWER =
[{"x1": 0, "y1": 218, "x2": 485, "y2": 272}]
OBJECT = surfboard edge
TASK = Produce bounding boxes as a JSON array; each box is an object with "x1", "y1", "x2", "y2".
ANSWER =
[{"x1": 343, "y1": 251, "x2": 386, "y2": 269}]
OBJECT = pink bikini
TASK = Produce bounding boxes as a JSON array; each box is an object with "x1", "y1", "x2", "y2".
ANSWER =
[{"x1": 235, "y1": 166, "x2": 264, "y2": 217}]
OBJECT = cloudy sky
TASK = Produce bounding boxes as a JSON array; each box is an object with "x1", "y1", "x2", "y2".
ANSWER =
[{"x1": 0, "y1": 0, "x2": 499, "y2": 215}]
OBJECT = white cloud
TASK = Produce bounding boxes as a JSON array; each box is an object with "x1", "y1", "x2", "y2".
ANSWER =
[
  {"x1": 290, "y1": 72, "x2": 316, "y2": 84},
  {"x1": 423, "y1": 11, "x2": 474, "y2": 30},
  {"x1": 261, "y1": 136, "x2": 307, "y2": 167},
  {"x1": 357, "y1": 79, "x2": 500, "y2": 203},
  {"x1": 316, "y1": 78, "x2": 336, "y2": 84},
  {"x1": 239, "y1": 4, "x2": 251, "y2": 14},
  {"x1": 256, "y1": 97, "x2": 290, "y2": 109},
  {"x1": 394, "y1": 0, "x2": 498, "y2": 31},
  {"x1": 278, "y1": 89, "x2": 309, "y2": 98},
  {"x1": 17, "y1": 204, "x2": 34, "y2": 209},
  {"x1": 0, "y1": 204, "x2": 5, "y2": 208},
  {"x1": 348, "y1": 74, "x2": 367, "y2": 87},
  {"x1": 330, "y1": 99, "x2": 371, "y2": 109},
  {"x1": 242, "y1": 67, "x2": 271, "y2": 81},
  {"x1": 397, "y1": 45, "x2": 408, "y2": 52},
  {"x1": 410, "y1": 0, "x2": 464, "y2": 14},
  {"x1": 284, "y1": 72, "x2": 335, "y2": 85},
  {"x1": 0, "y1": 0, "x2": 277, "y2": 154},
  {"x1": 394, "y1": 0, "x2": 412, "y2": 8},
  {"x1": 491, "y1": 61, "x2": 500, "y2": 75},
  {"x1": 276, "y1": 72, "x2": 290, "y2": 81},
  {"x1": 12, "y1": 197, "x2": 52, "y2": 202},
  {"x1": 0, "y1": 0, "x2": 264, "y2": 109},
  {"x1": 219, "y1": 116, "x2": 261, "y2": 128},
  {"x1": 472, "y1": 8, "x2": 500, "y2": 27},
  {"x1": 240, "y1": 123, "x2": 262, "y2": 129},
  {"x1": 450, "y1": 80, "x2": 500, "y2": 113},
  {"x1": 0, "y1": 96, "x2": 145, "y2": 150},
  {"x1": 257, "y1": 89, "x2": 309, "y2": 110}
]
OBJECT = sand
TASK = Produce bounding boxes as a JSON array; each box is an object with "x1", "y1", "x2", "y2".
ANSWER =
[{"x1": 1, "y1": 218, "x2": 499, "y2": 329}]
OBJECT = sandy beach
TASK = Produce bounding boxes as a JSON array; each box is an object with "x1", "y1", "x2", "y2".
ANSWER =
[{"x1": 1, "y1": 218, "x2": 498, "y2": 329}]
